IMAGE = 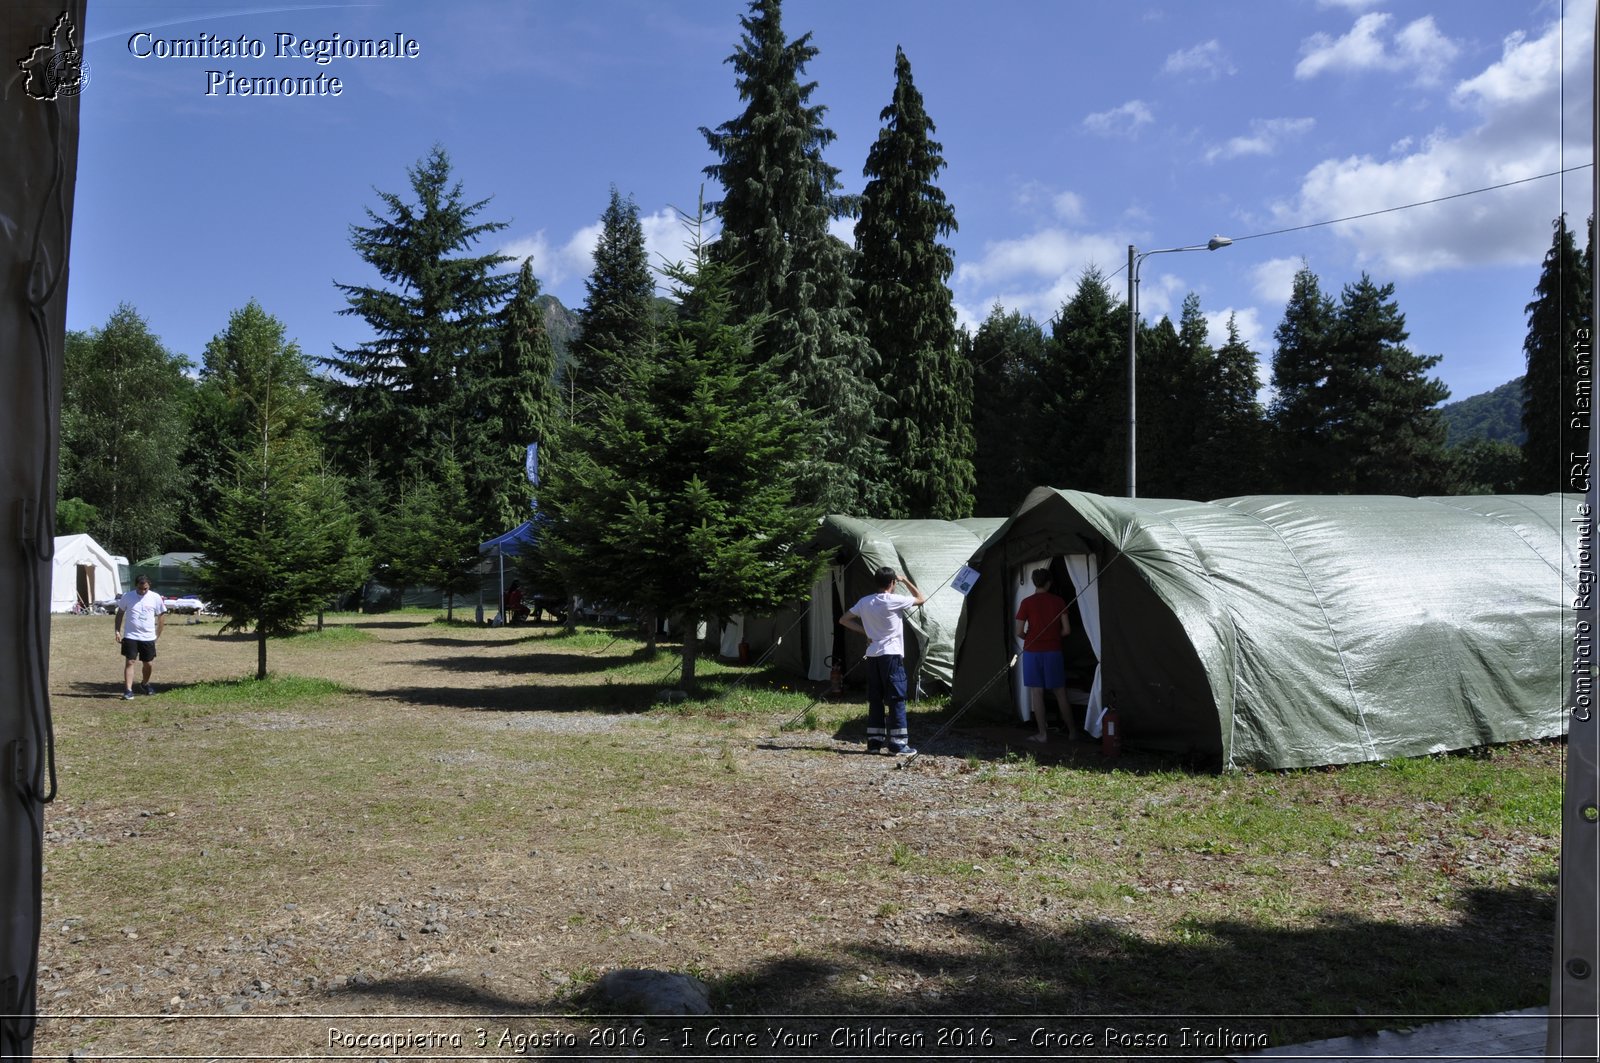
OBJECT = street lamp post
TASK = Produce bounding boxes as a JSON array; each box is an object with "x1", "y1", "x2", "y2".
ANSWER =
[{"x1": 1126, "y1": 236, "x2": 1231, "y2": 498}]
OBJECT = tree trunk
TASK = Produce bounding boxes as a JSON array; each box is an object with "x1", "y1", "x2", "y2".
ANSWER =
[
  {"x1": 447, "y1": 591, "x2": 455, "y2": 622},
  {"x1": 316, "y1": 608, "x2": 324, "y2": 632},
  {"x1": 679, "y1": 620, "x2": 698, "y2": 689},
  {"x1": 256, "y1": 631, "x2": 267, "y2": 680},
  {"x1": 564, "y1": 594, "x2": 578, "y2": 633},
  {"x1": 645, "y1": 611, "x2": 658, "y2": 653}
]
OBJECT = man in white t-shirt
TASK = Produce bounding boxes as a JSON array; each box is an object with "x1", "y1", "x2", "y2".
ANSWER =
[
  {"x1": 839, "y1": 566, "x2": 925, "y2": 756},
  {"x1": 113, "y1": 575, "x2": 166, "y2": 700}
]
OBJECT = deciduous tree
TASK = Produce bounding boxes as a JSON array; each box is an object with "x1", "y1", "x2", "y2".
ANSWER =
[{"x1": 59, "y1": 305, "x2": 191, "y2": 559}]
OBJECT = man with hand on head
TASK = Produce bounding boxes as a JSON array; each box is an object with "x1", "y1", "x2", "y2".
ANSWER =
[
  {"x1": 113, "y1": 575, "x2": 166, "y2": 700},
  {"x1": 839, "y1": 566, "x2": 925, "y2": 756}
]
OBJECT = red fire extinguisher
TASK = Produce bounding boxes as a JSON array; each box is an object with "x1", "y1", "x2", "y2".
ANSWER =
[
  {"x1": 827, "y1": 655, "x2": 845, "y2": 699},
  {"x1": 1101, "y1": 705, "x2": 1122, "y2": 759},
  {"x1": 738, "y1": 639, "x2": 751, "y2": 665}
]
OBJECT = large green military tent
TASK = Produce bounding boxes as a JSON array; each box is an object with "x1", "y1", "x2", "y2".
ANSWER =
[
  {"x1": 734, "y1": 516, "x2": 1004, "y2": 693},
  {"x1": 951, "y1": 489, "x2": 1578, "y2": 769}
]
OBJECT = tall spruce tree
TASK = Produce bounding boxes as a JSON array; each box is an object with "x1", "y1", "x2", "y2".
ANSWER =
[
  {"x1": 1041, "y1": 270, "x2": 1126, "y2": 496},
  {"x1": 1133, "y1": 313, "x2": 1187, "y2": 498},
  {"x1": 1329, "y1": 275, "x2": 1451, "y2": 493},
  {"x1": 194, "y1": 302, "x2": 367, "y2": 679},
  {"x1": 853, "y1": 46, "x2": 972, "y2": 519},
  {"x1": 1267, "y1": 266, "x2": 1338, "y2": 490},
  {"x1": 1521, "y1": 215, "x2": 1594, "y2": 491},
  {"x1": 573, "y1": 187, "x2": 657, "y2": 418},
  {"x1": 324, "y1": 145, "x2": 514, "y2": 517},
  {"x1": 1191, "y1": 313, "x2": 1267, "y2": 498},
  {"x1": 59, "y1": 305, "x2": 192, "y2": 559},
  {"x1": 970, "y1": 306, "x2": 1047, "y2": 515},
  {"x1": 470, "y1": 258, "x2": 558, "y2": 533},
  {"x1": 538, "y1": 217, "x2": 825, "y2": 687},
  {"x1": 1270, "y1": 269, "x2": 1450, "y2": 493},
  {"x1": 701, "y1": 0, "x2": 883, "y2": 513}
]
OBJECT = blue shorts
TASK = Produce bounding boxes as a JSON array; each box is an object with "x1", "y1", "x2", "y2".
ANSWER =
[{"x1": 1022, "y1": 650, "x2": 1065, "y2": 690}]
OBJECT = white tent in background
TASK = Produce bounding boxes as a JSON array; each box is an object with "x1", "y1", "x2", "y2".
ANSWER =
[{"x1": 50, "y1": 534, "x2": 124, "y2": 613}]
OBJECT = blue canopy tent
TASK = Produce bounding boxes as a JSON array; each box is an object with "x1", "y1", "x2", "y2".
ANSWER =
[{"x1": 478, "y1": 520, "x2": 538, "y2": 624}]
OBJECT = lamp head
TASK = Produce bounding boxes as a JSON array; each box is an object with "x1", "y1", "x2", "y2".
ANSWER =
[{"x1": 1207, "y1": 235, "x2": 1233, "y2": 251}]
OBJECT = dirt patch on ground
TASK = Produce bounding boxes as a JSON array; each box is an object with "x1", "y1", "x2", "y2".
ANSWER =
[{"x1": 30, "y1": 614, "x2": 1561, "y2": 1060}]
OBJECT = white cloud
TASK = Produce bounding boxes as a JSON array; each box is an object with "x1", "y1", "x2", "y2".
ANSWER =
[
  {"x1": 1014, "y1": 182, "x2": 1087, "y2": 222},
  {"x1": 1296, "y1": 13, "x2": 1460, "y2": 85},
  {"x1": 500, "y1": 224, "x2": 600, "y2": 289},
  {"x1": 502, "y1": 205, "x2": 707, "y2": 300},
  {"x1": 1278, "y1": 3, "x2": 1594, "y2": 277},
  {"x1": 1083, "y1": 100, "x2": 1153, "y2": 137},
  {"x1": 640, "y1": 207, "x2": 702, "y2": 290},
  {"x1": 1164, "y1": 40, "x2": 1236, "y2": 80},
  {"x1": 1206, "y1": 117, "x2": 1315, "y2": 163},
  {"x1": 952, "y1": 228, "x2": 1126, "y2": 323},
  {"x1": 1053, "y1": 190, "x2": 1086, "y2": 222},
  {"x1": 1455, "y1": 29, "x2": 1554, "y2": 110},
  {"x1": 1395, "y1": 16, "x2": 1462, "y2": 84},
  {"x1": 1251, "y1": 258, "x2": 1304, "y2": 305},
  {"x1": 1203, "y1": 306, "x2": 1270, "y2": 356}
]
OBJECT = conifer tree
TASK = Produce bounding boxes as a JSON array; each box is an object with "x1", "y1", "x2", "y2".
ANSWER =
[
  {"x1": 539, "y1": 216, "x2": 826, "y2": 687},
  {"x1": 1268, "y1": 266, "x2": 1338, "y2": 490},
  {"x1": 970, "y1": 306, "x2": 1047, "y2": 515},
  {"x1": 701, "y1": 0, "x2": 883, "y2": 513},
  {"x1": 1521, "y1": 215, "x2": 1593, "y2": 491},
  {"x1": 1041, "y1": 270, "x2": 1126, "y2": 495},
  {"x1": 573, "y1": 187, "x2": 657, "y2": 418},
  {"x1": 470, "y1": 259, "x2": 558, "y2": 533},
  {"x1": 59, "y1": 305, "x2": 192, "y2": 559},
  {"x1": 853, "y1": 46, "x2": 972, "y2": 519},
  {"x1": 194, "y1": 303, "x2": 367, "y2": 679},
  {"x1": 398, "y1": 454, "x2": 482, "y2": 620},
  {"x1": 1270, "y1": 269, "x2": 1450, "y2": 493},
  {"x1": 1133, "y1": 313, "x2": 1187, "y2": 498},
  {"x1": 324, "y1": 145, "x2": 514, "y2": 507},
  {"x1": 1328, "y1": 275, "x2": 1450, "y2": 493},
  {"x1": 1191, "y1": 313, "x2": 1267, "y2": 498}
]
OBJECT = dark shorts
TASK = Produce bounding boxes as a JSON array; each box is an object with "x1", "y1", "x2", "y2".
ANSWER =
[
  {"x1": 121, "y1": 639, "x2": 157, "y2": 663},
  {"x1": 1022, "y1": 649, "x2": 1065, "y2": 689}
]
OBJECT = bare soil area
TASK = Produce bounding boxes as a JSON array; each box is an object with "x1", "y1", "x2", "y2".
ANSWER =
[{"x1": 30, "y1": 613, "x2": 1562, "y2": 1061}]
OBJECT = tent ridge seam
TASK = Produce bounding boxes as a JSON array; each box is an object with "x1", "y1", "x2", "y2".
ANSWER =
[
  {"x1": 1215, "y1": 503, "x2": 1377, "y2": 760},
  {"x1": 1147, "y1": 507, "x2": 1246, "y2": 769}
]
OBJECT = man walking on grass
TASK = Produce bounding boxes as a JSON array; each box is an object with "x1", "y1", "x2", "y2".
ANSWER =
[
  {"x1": 839, "y1": 566, "x2": 925, "y2": 756},
  {"x1": 113, "y1": 575, "x2": 166, "y2": 700}
]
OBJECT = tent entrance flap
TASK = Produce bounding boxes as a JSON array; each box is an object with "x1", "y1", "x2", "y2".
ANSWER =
[
  {"x1": 76, "y1": 564, "x2": 94, "y2": 610},
  {"x1": 1010, "y1": 555, "x2": 1102, "y2": 729}
]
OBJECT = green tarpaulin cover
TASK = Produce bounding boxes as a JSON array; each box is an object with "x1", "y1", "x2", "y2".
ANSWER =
[{"x1": 952, "y1": 490, "x2": 1578, "y2": 769}]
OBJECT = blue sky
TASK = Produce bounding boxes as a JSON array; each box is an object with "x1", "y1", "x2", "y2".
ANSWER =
[{"x1": 64, "y1": 0, "x2": 1593, "y2": 402}]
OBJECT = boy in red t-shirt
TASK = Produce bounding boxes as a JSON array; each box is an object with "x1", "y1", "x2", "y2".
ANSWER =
[{"x1": 1015, "y1": 568, "x2": 1080, "y2": 743}]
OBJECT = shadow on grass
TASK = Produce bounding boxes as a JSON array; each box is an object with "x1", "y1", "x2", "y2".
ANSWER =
[
  {"x1": 412, "y1": 649, "x2": 661, "y2": 678},
  {"x1": 380, "y1": 680, "x2": 660, "y2": 715},
  {"x1": 406, "y1": 635, "x2": 553, "y2": 649},
  {"x1": 328, "y1": 883, "x2": 1554, "y2": 1051}
]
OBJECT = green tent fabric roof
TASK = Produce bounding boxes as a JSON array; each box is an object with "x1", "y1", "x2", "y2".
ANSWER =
[{"x1": 952, "y1": 490, "x2": 1576, "y2": 769}]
